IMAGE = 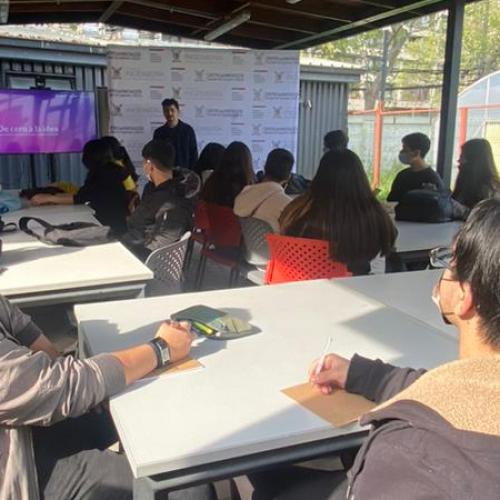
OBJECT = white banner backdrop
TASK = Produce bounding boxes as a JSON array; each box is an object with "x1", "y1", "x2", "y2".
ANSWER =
[{"x1": 107, "y1": 46, "x2": 300, "y2": 173}]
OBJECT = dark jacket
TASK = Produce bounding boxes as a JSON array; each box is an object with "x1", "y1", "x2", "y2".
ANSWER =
[
  {"x1": 387, "y1": 167, "x2": 444, "y2": 202},
  {"x1": 122, "y1": 168, "x2": 200, "y2": 260},
  {"x1": 74, "y1": 164, "x2": 129, "y2": 235},
  {"x1": 345, "y1": 354, "x2": 500, "y2": 499},
  {"x1": 153, "y1": 120, "x2": 198, "y2": 169}
]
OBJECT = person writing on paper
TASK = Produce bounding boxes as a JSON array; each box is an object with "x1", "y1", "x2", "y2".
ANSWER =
[
  {"x1": 251, "y1": 198, "x2": 500, "y2": 500},
  {"x1": 0, "y1": 298, "x2": 215, "y2": 500}
]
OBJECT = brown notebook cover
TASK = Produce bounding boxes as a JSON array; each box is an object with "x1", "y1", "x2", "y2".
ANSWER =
[{"x1": 282, "y1": 382, "x2": 376, "y2": 427}]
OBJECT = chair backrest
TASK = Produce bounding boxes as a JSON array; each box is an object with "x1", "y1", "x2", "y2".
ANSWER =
[
  {"x1": 239, "y1": 217, "x2": 273, "y2": 267},
  {"x1": 145, "y1": 232, "x2": 191, "y2": 294},
  {"x1": 205, "y1": 203, "x2": 241, "y2": 249},
  {"x1": 193, "y1": 201, "x2": 210, "y2": 233},
  {"x1": 265, "y1": 234, "x2": 351, "y2": 284}
]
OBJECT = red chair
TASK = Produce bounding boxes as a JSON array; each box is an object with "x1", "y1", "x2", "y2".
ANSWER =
[
  {"x1": 185, "y1": 201, "x2": 210, "y2": 272},
  {"x1": 264, "y1": 234, "x2": 351, "y2": 284},
  {"x1": 195, "y1": 203, "x2": 242, "y2": 288}
]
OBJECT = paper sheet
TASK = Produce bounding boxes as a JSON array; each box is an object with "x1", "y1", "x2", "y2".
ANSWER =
[
  {"x1": 282, "y1": 382, "x2": 376, "y2": 427},
  {"x1": 143, "y1": 357, "x2": 204, "y2": 380}
]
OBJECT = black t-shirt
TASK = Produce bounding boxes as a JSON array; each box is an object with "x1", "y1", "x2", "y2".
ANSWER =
[
  {"x1": 74, "y1": 165, "x2": 129, "y2": 235},
  {"x1": 387, "y1": 167, "x2": 444, "y2": 202}
]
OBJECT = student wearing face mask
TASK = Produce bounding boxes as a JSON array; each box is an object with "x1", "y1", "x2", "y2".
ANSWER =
[
  {"x1": 121, "y1": 140, "x2": 200, "y2": 261},
  {"x1": 244, "y1": 199, "x2": 500, "y2": 500},
  {"x1": 387, "y1": 133, "x2": 443, "y2": 202}
]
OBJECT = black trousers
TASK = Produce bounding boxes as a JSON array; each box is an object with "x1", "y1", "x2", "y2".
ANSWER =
[
  {"x1": 242, "y1": 467, "x2": 348, "y2": 500},
  {"x1": 32, "y1": 409, "x2": 216, "y2": 500}
]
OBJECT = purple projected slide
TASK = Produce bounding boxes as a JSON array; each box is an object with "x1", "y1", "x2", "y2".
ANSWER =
[{"x1": 0, "y1": 90, "x2": 97, "y2": 154}]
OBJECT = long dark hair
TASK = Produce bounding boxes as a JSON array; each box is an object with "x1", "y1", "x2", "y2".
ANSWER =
[
  {"x1": 195, "y1": 142, "x2": 226, "y2": 175},
  {"x1": 100, "y1": 136, "x2": 139, "y2": 182},
  {"x1": 201, "y1": 141, "x2": 256, "y2": 207},
  {"x1": 82, "y1": 139, "x2": 114, "y2": 171},
  {"x1": 453, "y1": 138, "x2": 500, "y2": 209},
  {"x1": 280, "y1": 149, "x2": 397, "y2": 263}
]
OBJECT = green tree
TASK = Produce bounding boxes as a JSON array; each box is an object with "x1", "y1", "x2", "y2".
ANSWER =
[{"x1": 309, "y1": 0, "x2": 500, "y2": 109}]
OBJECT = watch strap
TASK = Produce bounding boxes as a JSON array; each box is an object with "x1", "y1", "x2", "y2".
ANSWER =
[{"x1": 149, "y1": 337, "x2": 170, "y2": 369}]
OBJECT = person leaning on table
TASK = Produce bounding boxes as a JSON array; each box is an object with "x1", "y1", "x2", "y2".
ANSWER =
[
  {"x1": 248, "y1": 198, "x2": 500, "y2": 500},
  {"x1": 0, "y1": 300, "x2": 215, "y2": 500}
]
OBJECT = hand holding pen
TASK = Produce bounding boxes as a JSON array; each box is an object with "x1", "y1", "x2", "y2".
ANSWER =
[{"x1": 309, "y1": 340, "x2": 350, "y2": 394}]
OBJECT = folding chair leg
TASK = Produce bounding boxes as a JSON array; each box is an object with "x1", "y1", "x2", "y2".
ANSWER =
[
  {"x1": 195, "y1": 254, "x2": 207, "y2": 290},
  {"x1": 229, "y1": 267, "x2": 239, "y2": 288},
  {"x1": 184, "y1": 239, "x2": 194, "y2": 273}
]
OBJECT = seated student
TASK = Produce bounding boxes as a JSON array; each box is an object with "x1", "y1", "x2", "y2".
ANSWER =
[
  {"x1": 194, "y1": 142, "x2": 226, "y2": 185},
  {"x1": 234, "y1": 148, "x2": 294, "y2": 232},
  {"x1": 249, "y1": 199, "x2": 500, "y2": 500},
  {"x1": 323, "y1": 129, "x2": 349, "y2": 152},
  {"x1": 0, "y1": 295, "x2": 215, "y2": 500},
  {"x1": 101, "y1": 135, "x2": 139, "y2": 187},
  {"x1": 387, "y1": 132, "x2": 443, "y2": 202},
  {"x1": 200, "y1": 141, "x2": 256, "y2": 208},
  {"x1": 451, "y1": 138, "x2": 500, "y2": 220},
  {"x1": 30, "y1": 139, "x2": 130, "y2": 235},
  {"x1": 280, "y1": 149, "x2": 396, "y2": 275},
  {"x1": 121, "y1": 139, "x2": 200, "y2": 261}
]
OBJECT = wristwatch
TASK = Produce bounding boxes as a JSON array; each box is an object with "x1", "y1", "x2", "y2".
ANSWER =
[{"x1": 149, "y1": 337, "x2": 171, "y2": 369}]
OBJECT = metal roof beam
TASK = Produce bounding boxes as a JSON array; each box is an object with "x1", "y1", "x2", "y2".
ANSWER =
[{"x1": 99, "y1": 0, "x2": 124, "y2": 23}]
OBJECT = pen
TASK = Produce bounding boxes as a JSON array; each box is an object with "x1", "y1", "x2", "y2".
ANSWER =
[{"x1": 315, "y1": 336, "x2": 333, "y2": 377}]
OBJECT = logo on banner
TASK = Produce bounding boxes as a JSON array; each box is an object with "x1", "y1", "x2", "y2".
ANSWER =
[
  {"x1": 253, "y1": 89, "x2": 263, "y2": 101},
  {"x1": 273, "y1": 107, "x2": 282, "y2": 119},
  {"x1": 252, "y1": 124, "x2": 262, "y2": 136},
  {"x1": 195, "y1": 69, "x2": 205, "y2": 82},
  {"x1": 195, "y1": 106, "x2": 205, "y2": 118},
  {"x1": 254, "y1": 52, "x2": 265, "y2": 65},
  {"x1": 275, "y1": 71, "x2": 284, "y2": 83},
  {"x1": 172, "y1": 49, "x2": 182, "y2": 62},
  {"x1": 272, "y1": 140, "x2": 282, "y2": 149},
  {"x1": 172, "y1": 87, "x2": 182, "y2": 100},
  {"x1": 110, "y1": 102, "x2": 123, "y2": 116},
  {"x1": 110, "y1": 66, "x2": 123, "y2": 79}
]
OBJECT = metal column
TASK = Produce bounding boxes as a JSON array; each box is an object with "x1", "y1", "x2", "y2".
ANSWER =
[{"x1": 436, "y1": 0, "x2": 466, "y2": 187}]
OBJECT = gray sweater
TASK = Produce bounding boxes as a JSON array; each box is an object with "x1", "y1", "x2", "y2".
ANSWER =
[{"x1": 0, "y1": 296, "x2": 126, "y2": 500}]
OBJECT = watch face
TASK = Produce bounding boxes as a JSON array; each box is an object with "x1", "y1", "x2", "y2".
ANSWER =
[{"x1": 160, "y1": 346, "x2": 170, "y2": 364}]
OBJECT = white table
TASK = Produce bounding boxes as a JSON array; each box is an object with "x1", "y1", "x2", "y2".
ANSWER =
[
  {"x1": 388, "y1": 220, "x2": 462, "y2": 271},
  {"x1": 394, "y1": 220, "x2": 462, "y2": 255},
  {"x1": 335, "y1": 270, "x2": 456, "y2": 338},
  {"x1": 76, "y1": 279, "x2": 457, "y2": 498},
  {"x1": 0, "y1": 205, "x2": 153, "y2": 307}
]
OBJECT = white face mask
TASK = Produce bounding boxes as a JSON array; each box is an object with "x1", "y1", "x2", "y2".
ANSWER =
[{"x1": 432, "y1": 283, "x2": 452, "y2": 325}]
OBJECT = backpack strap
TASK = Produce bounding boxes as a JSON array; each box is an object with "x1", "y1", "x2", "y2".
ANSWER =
[{"x1": 18, "y1": 217, "x2": 54, "y2": 243}]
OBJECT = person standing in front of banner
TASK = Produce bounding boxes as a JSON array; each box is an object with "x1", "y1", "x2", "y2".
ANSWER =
[{"x1": 153, "y1": 98, "x2": 198, "y2": 170}]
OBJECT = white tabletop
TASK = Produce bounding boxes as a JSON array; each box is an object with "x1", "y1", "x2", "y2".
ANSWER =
[
  {"x1": 76, "y1": 279, "x2": 458, "y2": 478},
  {"x1": 335, "y1": 270, "x2": 456, "y2": 338},
  {"x1": 395, "y1": 221, "x2": 462, "y2": 253},
  {"x1": 0, "y1": 205, "x2": 152, "y2": 301}
]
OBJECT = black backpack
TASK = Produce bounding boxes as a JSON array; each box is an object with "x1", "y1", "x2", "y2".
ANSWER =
[
  {"x1": 395, "y1": 189, "x2": 454, "y2": 223},
  {"x1": 19, "y1": 217, "x2": 115, "y2": 247}
]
